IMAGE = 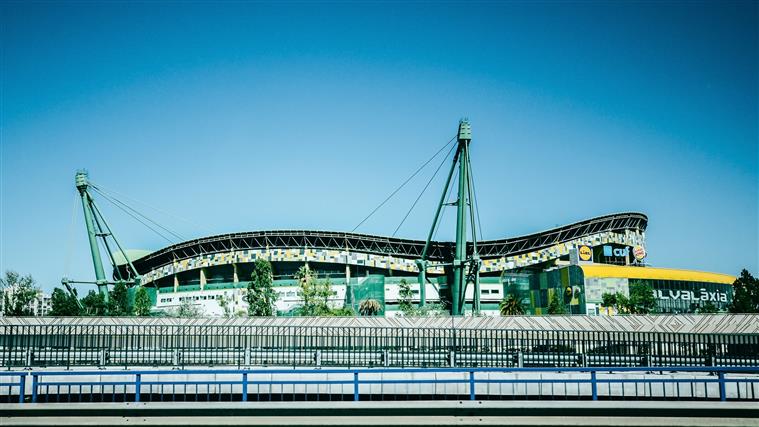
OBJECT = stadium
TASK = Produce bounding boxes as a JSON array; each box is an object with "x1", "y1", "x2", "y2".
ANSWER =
[
  {"x1": 72, "y1": 121, "x2": 735, "y2": 317},
  {"x1": 113, "y1": 211, "x2": 735, "y2": 317}
]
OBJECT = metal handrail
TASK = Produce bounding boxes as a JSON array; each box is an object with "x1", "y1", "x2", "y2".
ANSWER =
[{"x1": 3, "y1": 366, "x2": 757, "y2": 404}]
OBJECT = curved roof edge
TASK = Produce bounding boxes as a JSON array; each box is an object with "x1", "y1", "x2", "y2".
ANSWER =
[
  {"x1": 132, "y1": 211, "x2": 648, "y2": 270},
  {"x1": 113, "y1": 249, "x2": 153, "y2": 266}
]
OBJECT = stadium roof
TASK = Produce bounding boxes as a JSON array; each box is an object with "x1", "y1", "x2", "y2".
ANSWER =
[{"x1": 131, "y1": 212, "x2": 648, "y2": 273}]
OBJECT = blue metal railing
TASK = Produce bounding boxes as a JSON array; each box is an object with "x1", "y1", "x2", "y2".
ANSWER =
[{"x1": 1, "y1": 367, "x2": 757, "y2": 403}]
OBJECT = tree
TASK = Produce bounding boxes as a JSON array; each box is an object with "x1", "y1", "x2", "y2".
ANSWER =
[
  {"x1": 107, "y1": 281, "x2": 131, "y2": 316},
  {"x1": 415, "y1": 303, "x2": 447, "y2": 317},
  {"x1": 133, "y1": 287, "x2": 152, "y2": 316},
  {"x1": 218, "y1": 294, "x2": 233, "y2": 318},
  {"x1": 0, "y1": 271, "x2": 39, "y2": 316},
  {"x1": 624, "y1": 281, "x2": 657, "y2": 314},
  {"x1": 80, "y1": 290, "x2": 107, "y2": 316},
  {"x1": 398, "y1": 279, "x2": 415, "y2": 316},
  {"x1": 601, "y1": 292, "x2": 617, "y2": 310},
  {"x1": 175, "y1": 299, "x2": 203, "y2": 318},
  {"x1": 603, "y1": 282, "x2": 657, "y2": 315},
  {"x1": 359, "y1": 299, "x2": 381, "y2": 316},
  {"x1": 697, "y1": 301, "x2": 719, "y2": 314},
  {"x1": 295, "y1": 265, "x2": 334, "y2": 316},
  {"x1": 546, "y1": 292, "x2": 566, "y2": 315},
  {"x1": 247, "y1": 259, "x2": 277, "y2": 316},
  {"x1": 49, "y1": 288, "x2": 81, "y2": 316},
  {"x1": 330, "y1": 306, "x2": 356, "y2": 316},
  {"x1": 729, "y1": 269, "x2": 759, "y2": 313},
  {"x1": 499, "y1": 294, "x2": 524, "y2": 316}
]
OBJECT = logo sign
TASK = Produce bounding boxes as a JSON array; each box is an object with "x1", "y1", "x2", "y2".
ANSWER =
[
  {"x1": 654, "y1": 288, "x2": 727, "y2": 303},
  {"x1": 633, "y1": 246, "x2": 646, "y2": 261},
  {"x1": 578, "y1": 245, "x2": 593, "y2": 262},
  {"x1": 603, "y1": 245, "x2": 629, "y2": 258}
]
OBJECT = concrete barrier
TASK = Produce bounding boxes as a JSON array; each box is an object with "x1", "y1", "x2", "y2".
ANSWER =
[{"x1": 1, "y1": 401, "x2": 758, "y2": 426}]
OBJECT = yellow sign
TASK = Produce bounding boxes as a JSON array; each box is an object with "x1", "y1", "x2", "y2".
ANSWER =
[{"x1": 578, "y1": 245, "x2": 593, "y2": 262}]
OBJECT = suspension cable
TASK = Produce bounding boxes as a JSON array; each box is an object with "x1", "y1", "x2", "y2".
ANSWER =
[
  {"x1": 467, "y1": 152, "x2": 484, "y2": 242},
  {"x1": 63, "y1": 193, "x2": 78, "y2": 278},
  {"x1": 91, "y1": 181, "x2": 202, "y2": 231},
  {"x1": 89, "y1": 203, "x2": 124, "y2": 281},
  {"x1": 91, "y1": 186, "x2": 185, "y2": 242},
  {"x1": 351, "y1": 135, "x2": 456, "y2": 233},
  {"x1": 91, "y1": 187, "x2": 177, "y2": 244},
  {"x1": 432, "y1": 166, "x2": 458, "y2": 242},
  {"x1": 392, "y1": 143, "x2": 456, "y2": 237}
]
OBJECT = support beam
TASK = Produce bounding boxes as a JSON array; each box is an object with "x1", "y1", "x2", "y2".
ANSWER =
[
  {"x1": 452, "y1": 127, "x2": 469, "y2": 315},
  {"x1": 75, "y1": 171, "x2": 109, "y2": 303},
  {"x1": 417, "y1": 119, "x2": 479, "y2": 316}
]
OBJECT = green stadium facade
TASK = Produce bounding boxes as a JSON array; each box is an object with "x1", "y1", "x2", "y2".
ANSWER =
[{"x1": 117, "y1": 212, "x2": 735, "y2": 316}]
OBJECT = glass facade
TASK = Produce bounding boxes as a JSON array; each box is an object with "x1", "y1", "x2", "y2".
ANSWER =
[
  {"x1": 499, "y1": 266, "x2": 734, "y2": 315},
  {"x1": 638, "y1": 279, "x2": 731, "y2": 313},
  {"x1": 501, "y1": 266, "x2": 586, "y2": 315},
  {"x1": 582, "y1": 271, "x2": 732, "y2": 314}
]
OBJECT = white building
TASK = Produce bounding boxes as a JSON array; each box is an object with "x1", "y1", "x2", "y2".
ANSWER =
[{"x1": 1, "y1": 286, "x2": 51, "y2": 316}]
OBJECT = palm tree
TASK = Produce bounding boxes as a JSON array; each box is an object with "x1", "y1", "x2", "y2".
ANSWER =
[
  {"x1": 359, "y1": 299, "x2": 382, "y2": 316},
  {"x1": 499, "y1": 295, "x2": 524, "y2": 316}
]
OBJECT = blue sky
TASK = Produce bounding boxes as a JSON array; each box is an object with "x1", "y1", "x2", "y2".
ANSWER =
[{"x1": 1, "y1": 1, "x2": 757, "y2": 292}]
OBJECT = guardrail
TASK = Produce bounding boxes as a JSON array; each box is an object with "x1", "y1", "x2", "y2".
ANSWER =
[
  {"x1": 1, "y1": 367, "x2": 757, "y2": 403},
  {"x1": 3, "y1": 323, "x2": 758, "y2": 369}
]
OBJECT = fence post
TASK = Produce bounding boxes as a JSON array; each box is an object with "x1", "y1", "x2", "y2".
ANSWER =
[
  {"x1": 590, "y1": 371, "x2": 598, "y2": 401},
  {"x1": 244, "y1": 347, "x2": 251, "y2": 367},
  {"x1": 469, "y1": 371, "x2": 476, "y2": 401},
  {"x1": 449, "y1": 350, "x2": 456, "y2": 368},
  {"x1": 718, "y1": 372, "x2": 726, "y2": 402},
  {"x1": 25, "y1": 348, "x2": 32, "y2": 369},
  {"x1": 518, "y1": 350, "x2": 524, "y2": 368},
  {"x1": 135, "y1": 373, "x2": 141, "y2": 402},
  {"x1": 241, "y1": 372, "x2": 248, "y2": 402},
  {"x1": 18, "y1": 374, "x2": 26, "y2": 403},
  {"x1": 353, "y1": 371, "x2": 359, "y2": 401},
  {"x1": 31, "y1": 374, "x2": 38, "y2": 403}
]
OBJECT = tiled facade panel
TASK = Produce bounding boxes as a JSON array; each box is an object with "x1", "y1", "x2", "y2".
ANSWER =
[{"x1": 141, "y1": 230, "x2": 645, "y2": 285}]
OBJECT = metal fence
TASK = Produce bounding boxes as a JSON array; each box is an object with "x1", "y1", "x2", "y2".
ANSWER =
[
  {"x1": 2, "y1": 323, "x2": 758, "y2": 369},
  {"x1": 1, "y1": 367, "x2": 758, "y2": 403}
]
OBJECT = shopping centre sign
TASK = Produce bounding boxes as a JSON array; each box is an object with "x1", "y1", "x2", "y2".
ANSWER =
[
  {"x1": 654, "y1": 288, "x2": 728, "y2": 303},
  {"x1": 603, "y1": 245, "x2": 629, "y2": 257}
]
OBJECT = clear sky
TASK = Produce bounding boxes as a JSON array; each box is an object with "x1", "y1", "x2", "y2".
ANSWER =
[{"x1": 1, "y1": 1, "x2": 757, "y2": 293}]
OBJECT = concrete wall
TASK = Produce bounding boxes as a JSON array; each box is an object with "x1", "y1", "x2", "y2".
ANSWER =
[{"x1": 2, "y1": 314, "x2": 758, "y2": 334}]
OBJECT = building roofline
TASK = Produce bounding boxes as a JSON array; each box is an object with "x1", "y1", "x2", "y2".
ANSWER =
[{"x1": 580, "y1": 264, "x2": 735, "y2": 285}]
